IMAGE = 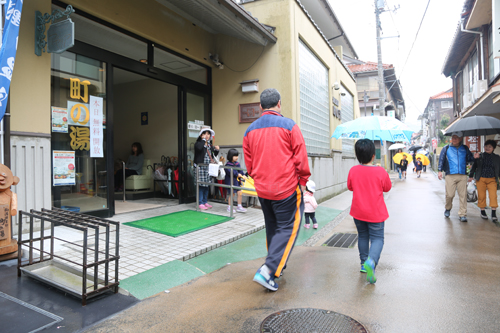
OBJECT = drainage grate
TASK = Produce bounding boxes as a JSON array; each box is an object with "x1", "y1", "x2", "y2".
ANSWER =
[
  {"x1": 261, "y1": 308, "x2": 367, "y2": 333},
  {"x1": 323, "y1": 233, "x2": 358, "y2": 248}
]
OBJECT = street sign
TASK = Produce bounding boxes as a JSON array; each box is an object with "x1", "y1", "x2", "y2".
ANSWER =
[{"x1": 47, "y1": 18, "x2": 74, "y2": 54}]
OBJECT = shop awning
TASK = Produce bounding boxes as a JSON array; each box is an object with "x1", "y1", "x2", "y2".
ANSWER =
[
  {"x1": 462, "y1": 83, "x2": 500, "y2": 117},
  {"x1": 466, "y1": 0, "x2": 491, "y2": 30},
  {"x1": 156, "y1": 0, "x2": 277, "y2": 46},
  {"x1": 445, "y1": 83, "x2": 500, "y2": 132}
]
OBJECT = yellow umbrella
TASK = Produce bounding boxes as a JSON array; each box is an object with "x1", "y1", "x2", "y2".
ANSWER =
[
  {"x1": 240, "y1": 177, "x2": 258, "y2": 197},
  {"x1": 393, "y1": 152, "x2": 413, "y2": 164},
  {"x1": 415, "y1": 154, "x2": 430, "y2": 166}
]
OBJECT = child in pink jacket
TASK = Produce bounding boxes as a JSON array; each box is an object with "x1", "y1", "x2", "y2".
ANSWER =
[{"x1": 304, "y1": 180, "x2": 318, "y2": 229}]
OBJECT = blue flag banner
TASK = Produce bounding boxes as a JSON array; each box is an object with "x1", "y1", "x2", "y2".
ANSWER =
[{"x1": 0, "y1": 0, "x2": 23, "y2": 121}]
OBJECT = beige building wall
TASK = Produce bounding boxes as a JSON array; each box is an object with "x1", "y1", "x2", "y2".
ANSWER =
[
  {"x1": 11, "y1": 0, "x2": 52, "y2": 134},
  {"x1": 211, "y1": 0, "x2": 294, "y2": 146},
  {"x1": 291, "y1": 0, "x2": 359, "y2": 152},
  {"x1": 63, "y1": 0, "x2": 214, "y2": 69}
]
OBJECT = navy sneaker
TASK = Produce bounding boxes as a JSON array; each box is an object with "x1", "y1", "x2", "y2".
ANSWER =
[
  {"x1": 360, "y1": 265, "x2": 367, "y2": 273},
  {"x1": 253, "y1": 265, "x2": 278, "y2": 291},
  {"x1": 363, "y1": 258, "x2": 377, "y2": 284},
  {"x1": 444, "y1": 210, "x2": 451, "y2": 218},
  {"x1": 459, "y1": 216, "x2": 468, "y2": 222}
]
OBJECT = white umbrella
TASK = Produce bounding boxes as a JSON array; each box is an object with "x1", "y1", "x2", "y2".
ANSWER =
[{"x1": 388, "y1": 143, "x2": 406, "y2": 150}]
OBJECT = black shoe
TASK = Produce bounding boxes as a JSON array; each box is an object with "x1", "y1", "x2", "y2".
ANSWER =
[
  {"x1": 493, "y1": 216, "x2": 498, "y2": 222},
  {"x1": 480, "y1": 210, "x2": 488, "y2": 219},
  {"x1": 444, "y1": 210, "x2": 450, "y2": 218},
  {"x1": 459, "y1": 216, "x2": 468, "y2": 222}
]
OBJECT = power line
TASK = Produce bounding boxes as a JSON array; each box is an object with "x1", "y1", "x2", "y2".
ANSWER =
[
  {"x1": 384, "y1": 0, "x2": 401, "y2": 68},
  {"x1": 223, "y1": 45, "x2": 266, "y2": 72},
  {"x1": 399, "y1": 0, "x2": 431, "y2": 80}
]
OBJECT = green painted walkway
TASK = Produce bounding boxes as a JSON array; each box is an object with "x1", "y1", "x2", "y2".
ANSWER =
[{"x1": 119, "y1": 206, "x2": 342, "y2": 299}]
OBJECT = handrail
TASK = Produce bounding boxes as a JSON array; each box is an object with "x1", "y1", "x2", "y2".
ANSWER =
[
  {"x1": 195, "y1": 163, "x2": 256, "y2": 218},
  {"x1": 122, "y1": 161, "x2": 126, "y2": 202}
]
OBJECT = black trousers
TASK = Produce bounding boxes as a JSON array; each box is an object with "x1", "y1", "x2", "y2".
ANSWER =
[
  {"x1": 305, "y1": 212, "x2": 317, "y2": 225},
  {"x1": 258, "y1": 186, "x2": 304, "y2": 278},
  {"x1": 115, "y1": 169, "x2": 138, "y2": 188}
]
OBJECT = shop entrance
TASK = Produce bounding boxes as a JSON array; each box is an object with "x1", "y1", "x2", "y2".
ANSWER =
[
  {"x1": 112, "y1": 68, "x2": 180, "y2": 213},
  {"x1": 49, "y1": 5, "x2": 211, "y2": 217}
]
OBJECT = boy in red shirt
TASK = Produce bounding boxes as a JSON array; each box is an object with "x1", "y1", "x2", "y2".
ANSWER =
[{"x1": 347, "y1": 139, "x2": 392, "y2": 284}]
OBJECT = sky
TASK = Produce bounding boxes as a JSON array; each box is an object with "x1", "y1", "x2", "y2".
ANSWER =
[{"x1": 328, "y1": 0, "x2": 465, "y2": 131}]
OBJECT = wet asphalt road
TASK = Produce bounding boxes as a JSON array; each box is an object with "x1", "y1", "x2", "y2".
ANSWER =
[{"x1": 86, "y1": 171, "x2": 500, "y2": 332}]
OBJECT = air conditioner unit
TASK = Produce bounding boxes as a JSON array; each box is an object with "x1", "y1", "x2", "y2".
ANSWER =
[
  {"x1": 462, "y1": 93, "x2": 472, "y2": 109},
  {"x1": 472, "y1": 80, "x2": 488, "y2": 100}
]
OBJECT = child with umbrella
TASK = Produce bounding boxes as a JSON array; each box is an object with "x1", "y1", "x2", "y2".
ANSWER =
[
  {"x1": 415, "y1": 157, "x2": 423, "y2": 178},
  {"x1": 400, "y1": 155, "x2": 409, "y2": 180}
]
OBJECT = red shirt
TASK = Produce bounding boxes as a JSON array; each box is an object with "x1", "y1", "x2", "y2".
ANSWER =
[
  {"x1": 347, "y1": 165, "x2": 392, "y2": 222},
  {"x1": 243, "y1": 110, "x2": 310, "y2": 200}
]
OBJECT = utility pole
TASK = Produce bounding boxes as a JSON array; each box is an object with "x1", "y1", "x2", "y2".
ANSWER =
[
  {"x1": 375, "y1": 0, "x2": 387, "y2": 169},
  {"x1": 375, "y1": 0, "x2": 386, "y2": 115},
  {"x1": 363, "y1": 90, "x2": 369, "y2": 117},
  {"x1": 436, "y1": 102, "x2": 440, "y2": 148}
]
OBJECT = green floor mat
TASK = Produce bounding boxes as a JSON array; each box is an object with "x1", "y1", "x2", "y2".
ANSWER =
[{"x1": 124, "y1": 210, "x2": 233, "y2": 237}]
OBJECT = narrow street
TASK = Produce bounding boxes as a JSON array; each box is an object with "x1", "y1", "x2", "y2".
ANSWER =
[{"x1": 86, "y1": 171, "x2": 500, "y2": 332}]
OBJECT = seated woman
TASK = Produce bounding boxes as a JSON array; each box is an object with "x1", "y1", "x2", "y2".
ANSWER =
[{"x1": 115, "y1": 142, "x2": 144, "y2": 191}]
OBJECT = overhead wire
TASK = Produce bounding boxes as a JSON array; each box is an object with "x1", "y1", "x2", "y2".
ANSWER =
[
  {"x1": 399, "y1": 0, "x2": 431, "y2": 80},
  {"x1": 222, "y1": 45, "x2": 266, "y2": 72}
]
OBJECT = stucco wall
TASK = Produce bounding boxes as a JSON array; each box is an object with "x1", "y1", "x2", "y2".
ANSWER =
[
  {"x1": 211, "y1": 0, "x2": 293, "y2": 146},
  {"x1": 11, "y1": 0, "x2": 52, "y2": 134},
  {"x1": 63, "y1": 0, "x2": 214, "y2": 69}
]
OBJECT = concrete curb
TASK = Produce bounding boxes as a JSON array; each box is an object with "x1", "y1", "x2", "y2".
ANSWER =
[
  {"x1": 181, "y1": 225, "x2": 266, "y2": 261},
  {"x1": 302, "y1": 207, "x2": 350, "y2": 247}
]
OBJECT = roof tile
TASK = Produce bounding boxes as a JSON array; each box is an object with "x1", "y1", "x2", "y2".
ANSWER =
[{"x1": 430, "y1": 89, "x2": 453, "y2": 100}]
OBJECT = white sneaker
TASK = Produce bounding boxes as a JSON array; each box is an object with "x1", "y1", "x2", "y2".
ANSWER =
[{"x1": 236, "y1": 206, "x2": 247, "y2": 213}]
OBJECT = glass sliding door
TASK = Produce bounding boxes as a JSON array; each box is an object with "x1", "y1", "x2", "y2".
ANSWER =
[
  {"x1": 182, "y1": 90, "x2": 210, "y2": 203},
  {"x1": 51, "y1": 51, "x2": 108, "y2": 214}
]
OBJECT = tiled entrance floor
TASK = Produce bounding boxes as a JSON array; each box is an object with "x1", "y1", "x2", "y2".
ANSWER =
[{"x1": 21, "y1": 202, "x2": 264, "y2": 281}]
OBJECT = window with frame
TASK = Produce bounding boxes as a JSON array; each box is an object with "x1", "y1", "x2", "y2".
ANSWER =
[
  {"x1": 441, "y1": 100, "x2": 453, "y2": 109},
  {"x1": 340, "y1": 85, "x2": 355, "y2": 155},
  {"x1": 299, "y1": 39, "x2": 330, "y2": 155},
  {"x1": 488, "y1": 24, "x2": 500, "y2": 82}
]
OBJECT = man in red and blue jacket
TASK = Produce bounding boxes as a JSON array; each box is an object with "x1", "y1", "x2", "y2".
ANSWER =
[{"x1": 243, "y1": 88, "x2": 311, "y2": 291}]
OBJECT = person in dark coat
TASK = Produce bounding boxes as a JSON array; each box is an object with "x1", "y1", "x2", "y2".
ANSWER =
[
  {"x1": 194, "y1": 129, "x2": 219, "y2": 210},
  {"x1": 399, "y1": 155, "x2": 409, "y2": 180},
  {"x1": 468, "y1": 140, "x2": 500, "y2": 222},
  {"x1": 415, "y1": 157, "x2": 423, "y2": 178},
  {"x1": 224, "y1": 149, "x2": 247, "y2": 213}
]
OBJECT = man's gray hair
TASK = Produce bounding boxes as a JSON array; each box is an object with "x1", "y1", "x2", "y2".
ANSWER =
[{"x1": 260, "y1": 88, "x2": 281, "y2": 109}]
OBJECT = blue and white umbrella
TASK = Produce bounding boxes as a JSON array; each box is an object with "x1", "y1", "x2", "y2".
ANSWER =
[{"x1": 331, "y1": 116, "x2": 414, "y2": 143}]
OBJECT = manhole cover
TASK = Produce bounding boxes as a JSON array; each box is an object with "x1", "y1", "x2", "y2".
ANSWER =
[
  {"x1": 261, "y1": 308, "x2": 367, "y2": 333},
  {"x1": 323, "y1": 233, "x2": 358, "y2": 248}
]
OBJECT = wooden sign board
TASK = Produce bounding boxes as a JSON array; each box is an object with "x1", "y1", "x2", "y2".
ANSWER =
[{"x1": 239, "y1": 103, "x2": 261, "y2": 123}]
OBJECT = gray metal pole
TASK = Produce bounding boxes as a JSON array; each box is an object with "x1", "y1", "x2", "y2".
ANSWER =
[
  {"x1": 375, "y1": 1, "x2": 386, "y2": 112},
  {"x1": 122, "y1": 162, "x2": 126, "y2": 202},
  {"x1": 375, "y1": 0, "x2": 387, "y2": 169},
  {"x1": 196, "y1": 165, "x2": 199, "y2": 211},
  {"x1": 363, "y1": 90, "x2": 368, "y2": 117},
  {"x1": 229, "y1": 168, "x2": 234, "y2": 218}
]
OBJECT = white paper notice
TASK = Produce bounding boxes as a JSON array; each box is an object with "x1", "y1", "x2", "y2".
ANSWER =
[
  {"x1": 89, "y1": 96, "x2": 104, "y2": 158},
  {"x1": 53, "y1": 151, "x2": 76, "y2": 186}
]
